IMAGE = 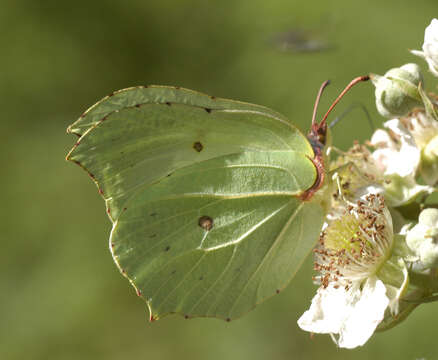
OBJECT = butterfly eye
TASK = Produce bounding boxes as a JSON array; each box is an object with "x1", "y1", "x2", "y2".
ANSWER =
[{"x1": 316, "y1": 124, "x2": 327, "y2": 145}]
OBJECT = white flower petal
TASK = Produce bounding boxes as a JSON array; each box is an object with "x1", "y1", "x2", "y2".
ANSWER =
[
  {"x1": 371, "y1": 148, "x2": 395, "y2": 174},
  {"x1": 419, "y1": 240, "x2": 438, "y2": 267},
  {"x1": 406, "y1": 208, "x2": 438, "y2": 268},
  {"x1": 383, "y1": 119, "x2": 410, "y2": 137},
  {"x1": 370, "y1": 128, "x2": 395, "y2": 149},
  {"x1": 419, "y1": 208, "x2": 438, "y2": 228},
  {"x1": 416, "y1": 19, "x2": 438, "y2": 76},
  {"x1": 298, "y1": 277, "x2": 389, "y2": 349},
  {"x1": 371, "y1": 120, "x2": 420, "y2": 178},
  {"x1": 337, "y1": 277, "x2": 389, "y2": 349},
  {"x1": 384, "y1": 120, "x2": 420, "y2": 176},
  {"x1": 425, "y1": 19, "x2": 438, "y2": 41},
  {"x1": 298, "y1": 285, "x2": 349, "y2": 334},
  {"x1": 407, "y1": 112, "x2": 438, "y2": 149},
  {"x1": 413, "y1": 19, "x2": 438, "y2": 76}
]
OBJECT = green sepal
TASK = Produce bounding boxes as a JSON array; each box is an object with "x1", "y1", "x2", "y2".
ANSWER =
[{"x1": 418, "y1": 82, "x2": 438, "y2": 121}]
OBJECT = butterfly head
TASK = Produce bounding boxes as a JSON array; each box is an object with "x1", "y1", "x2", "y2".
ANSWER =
[
  {"x1": 302, "y1": 76, "x2": 370, "y2": 201},
  {"x1": 308, "y1": 76, "x2": 370, "y2": 151}
]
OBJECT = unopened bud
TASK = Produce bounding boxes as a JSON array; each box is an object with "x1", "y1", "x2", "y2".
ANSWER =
[
  {"x1": 406, "y1": 208, "x2": 438, "y2": 269},
  {"x1": 371, "y1": 63, "x2": 423, "y2": 118}
]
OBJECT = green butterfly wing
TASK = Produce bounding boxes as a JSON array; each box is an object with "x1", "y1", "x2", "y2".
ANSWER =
[{"x1": 67, "y1": 86, "x2": 326, "y2": 321}]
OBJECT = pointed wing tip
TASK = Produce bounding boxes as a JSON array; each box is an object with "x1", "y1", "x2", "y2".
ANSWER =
[
  {"x1": 66, "y1": 125, "x2": 81, "y2": 137},
  {"x1": 65, "y1": 142, "x2": 80, "y2": 162}
]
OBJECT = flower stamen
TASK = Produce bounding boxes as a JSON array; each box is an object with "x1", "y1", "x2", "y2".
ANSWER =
[{"x1": 313, "y1": 194, "x2": 393, "y2": 288}]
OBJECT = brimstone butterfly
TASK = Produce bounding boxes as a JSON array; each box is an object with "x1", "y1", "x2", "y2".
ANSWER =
[{"x1": 66, "y1": 76, "x2": 368, "y2": 322}]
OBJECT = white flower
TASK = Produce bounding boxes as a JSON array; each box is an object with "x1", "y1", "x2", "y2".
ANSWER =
[
  {"x1": 406, "y1": 208, "x2": 438, "y2": 269},
  {"x1": 404, "y1": 111, "x2": 438, "y2": 149},
  {"x1": 370, "y1": 119, "x2": 433, "y2": 205},
  {"x1": 298, "y1": 194, "x2": 408, "y2": 348},
  {"x1": 402, "y1": 111, "x2": 438, "y2": 185},
  {"x1": 299, "y1": 277, "x2": 388, "y2": 349},
  {"x1": 412, "y1": 19, "x2": 438, "y2": 77},
  {"x1": 370, "y1": 119, "x2": 420, "y2": 177}
]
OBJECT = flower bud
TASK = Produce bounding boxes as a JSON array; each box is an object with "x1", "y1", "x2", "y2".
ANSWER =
[
  {"x1": 411, "y1": 19, "x2": 438, "y2": 77},
  {"x1": 406, "y1": 208, "x2": 438, "y2": 269},
  {"x1": 371, "y1": 63, "x2": 423, "y2": 118}
]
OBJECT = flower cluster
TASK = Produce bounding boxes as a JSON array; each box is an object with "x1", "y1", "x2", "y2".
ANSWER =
[{"x1": 298, "y1": 19, "x2": 438, "y2": 349}]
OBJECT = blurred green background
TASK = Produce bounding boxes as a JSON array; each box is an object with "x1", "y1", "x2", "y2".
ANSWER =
[{"x1": 2, "y1": 0, "x2": 438, "y2": 359}]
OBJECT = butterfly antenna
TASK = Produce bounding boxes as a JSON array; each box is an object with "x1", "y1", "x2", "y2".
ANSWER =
[
  {"x1": 312, "y1": 80, "x2": 331, "y2": 126},
  {"x1": 329, "y1": 102, "x2": 375, "y2": 131},
  {"x1": 319, "y1": 75, "x2": 370, "y2": 128}
]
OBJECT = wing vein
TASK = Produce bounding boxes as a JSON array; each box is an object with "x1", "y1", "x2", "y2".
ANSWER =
[
  {"x1": 155, "y1": 252, "x2": 207, "y2": 312},
  {"x1": 226, "y1": 201, "x2": 304, "y2": 317},
  {"x1": 186, "y1": 245, "x2": 238, "y2": 315}
]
